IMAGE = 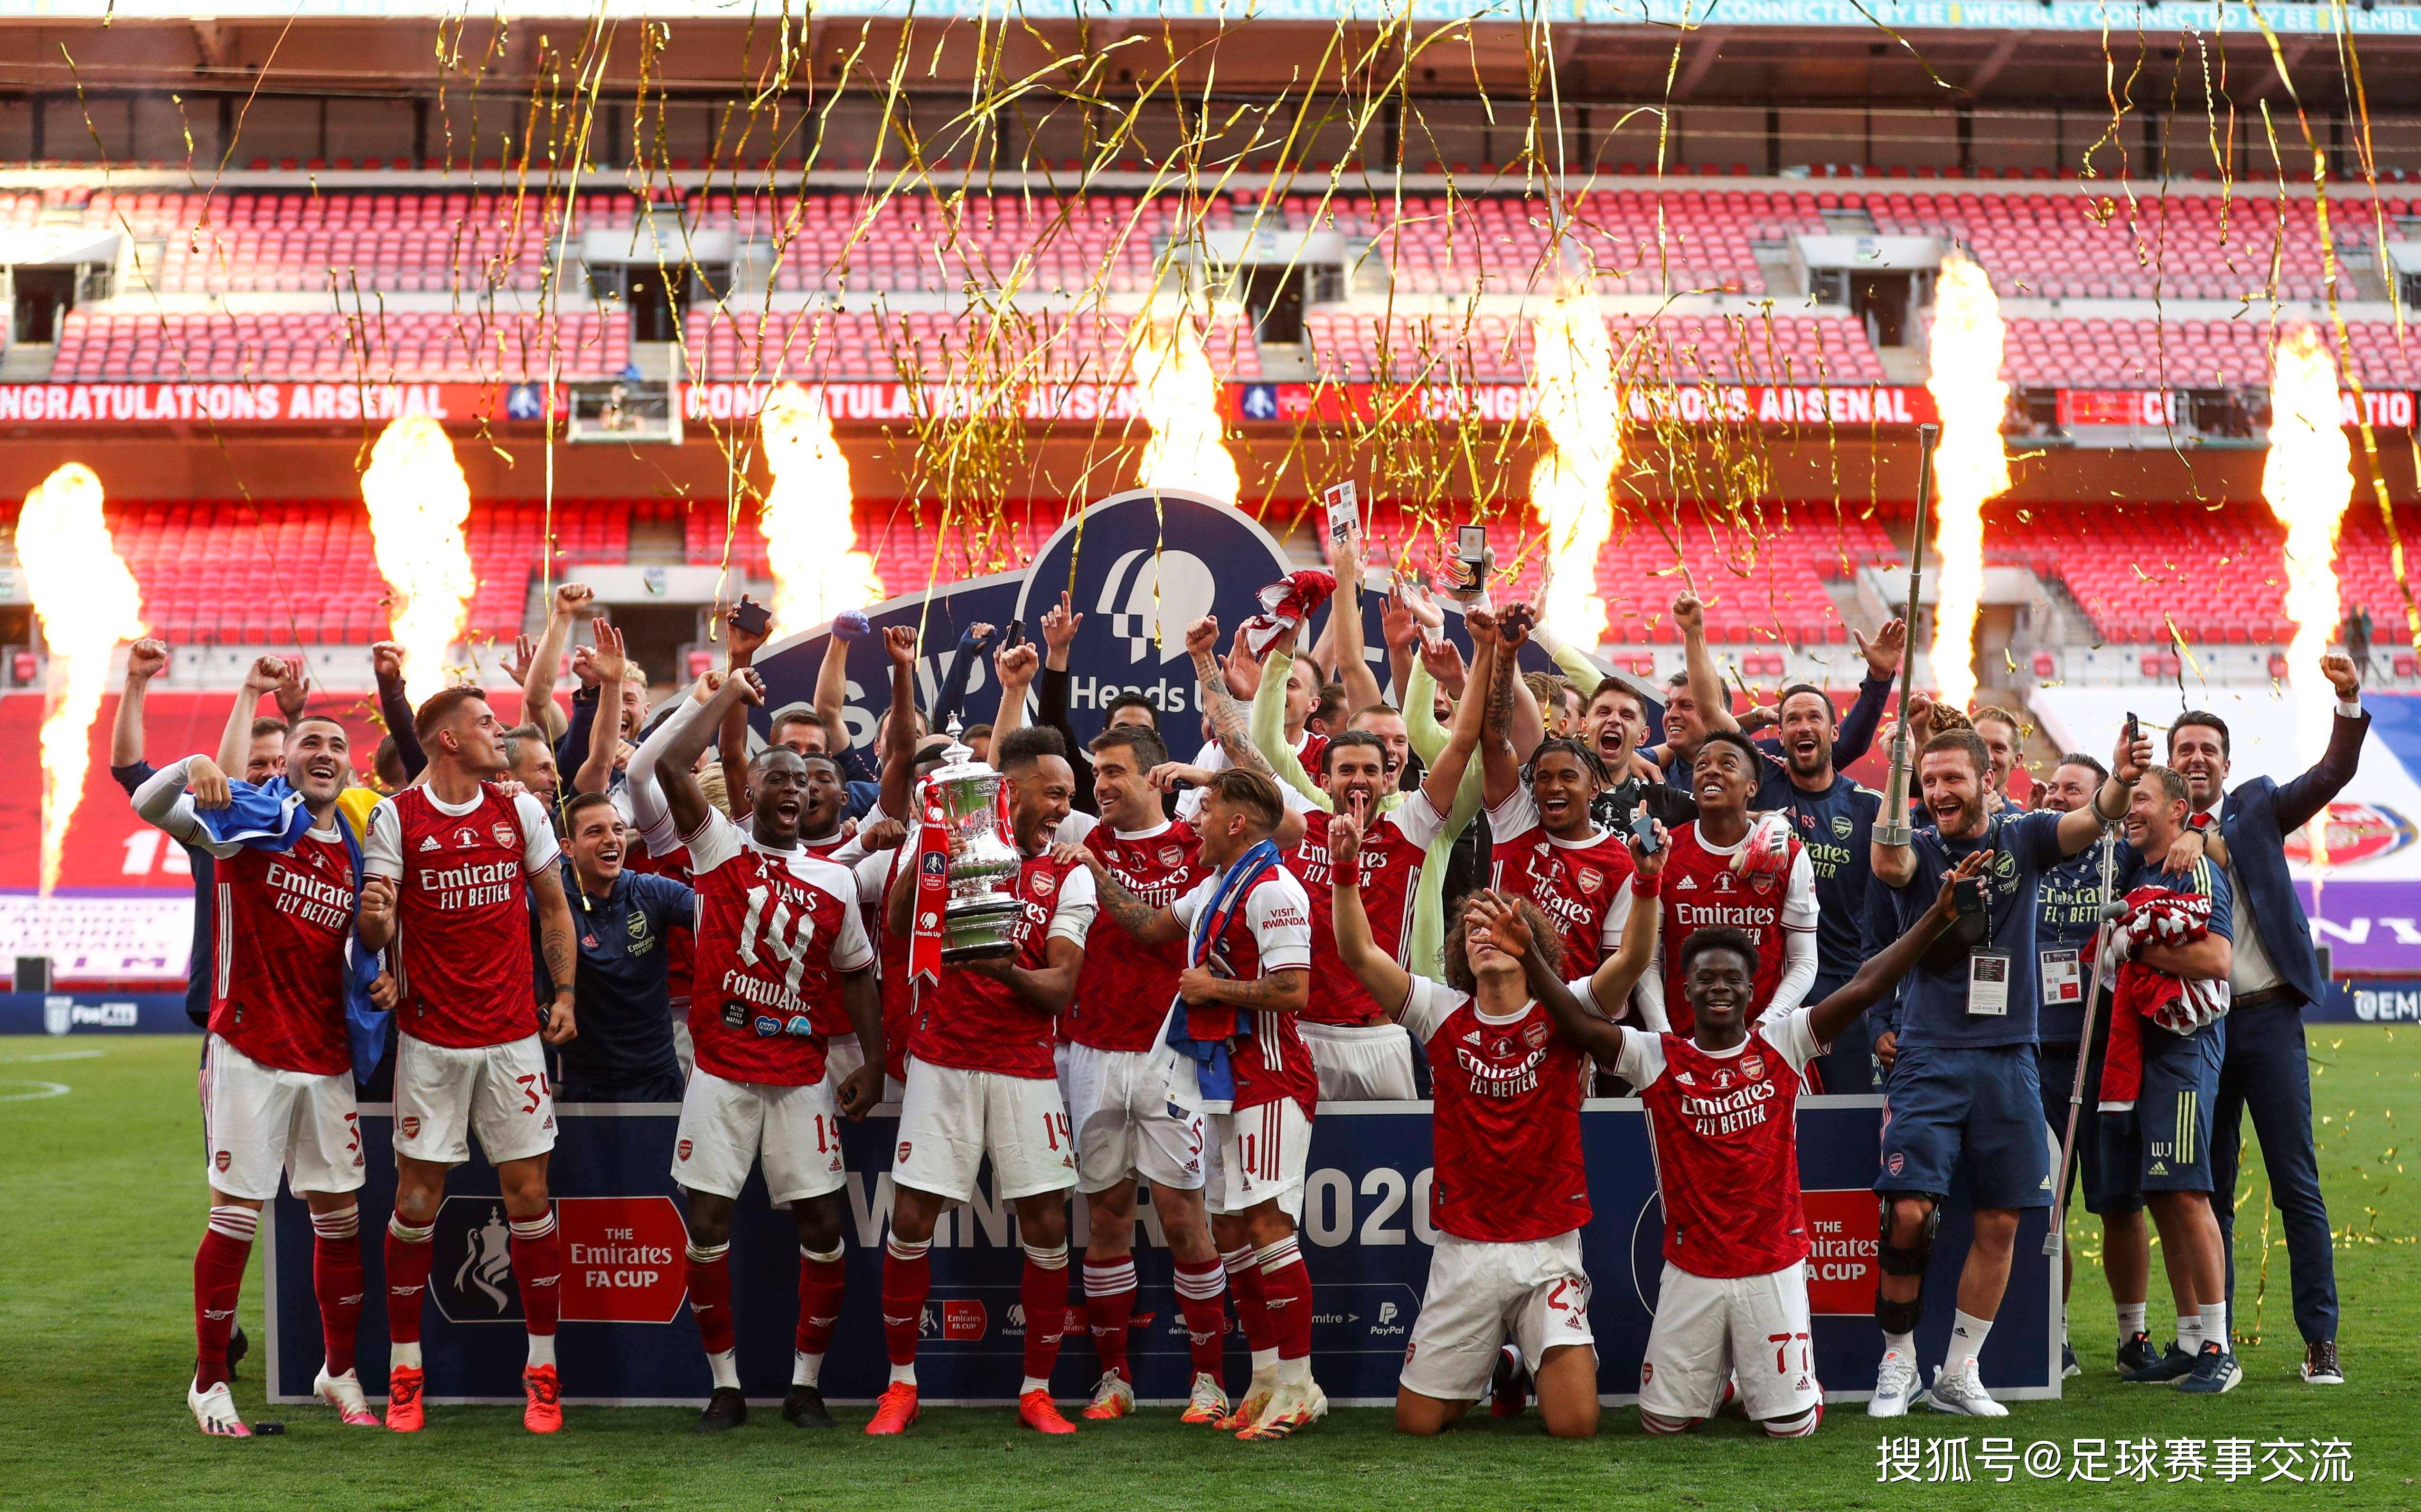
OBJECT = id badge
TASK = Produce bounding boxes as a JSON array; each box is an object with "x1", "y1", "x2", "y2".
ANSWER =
[
  {"x1": 2040, "y1": 948, "x2": 2082, "y2": 1007},
  {"x1": 1968, "y1": 950, "x2": 2013, "y2": 1016}
]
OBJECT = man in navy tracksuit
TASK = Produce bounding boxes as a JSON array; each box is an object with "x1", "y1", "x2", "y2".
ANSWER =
[{"x1": 2165, "y1": 651, "x2": 2367, "y2": 1386}]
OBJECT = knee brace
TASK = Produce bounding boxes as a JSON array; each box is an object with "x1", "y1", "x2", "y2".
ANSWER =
[{"x1": 1876, "y1": 1195, "x2": 1939, "y2": 1277}]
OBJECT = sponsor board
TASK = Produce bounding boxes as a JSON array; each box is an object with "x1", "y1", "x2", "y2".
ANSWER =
[
  {"x1": 0, "y1": 381, "x2": 553, "y2": 428},
  {"x1": 266, "y1": 1098, "x2": 2051, "y2": 1406}
]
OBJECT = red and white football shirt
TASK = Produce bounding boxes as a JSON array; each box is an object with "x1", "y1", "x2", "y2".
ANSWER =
[
  {"x1": 208, "y1": 827, "x2": 357, "y2": 1077},
  {"x1": 1168, "y1": 865, "x2": 1316, "y2": 1116},
  {"x1": 1485, "y1": 788, "x2": 1635, "y2": 978},
  {"x1": 1281, "y1": 793, "x2": 1445, "y2": 1027},
  {"x1": 1617, "y1": 1008, "x2": 1822, "y2": 1278},
  {"x1": 853, "y1": 845, "x2": 917, "y2": 1083},
  {"x1": 1648, "y1": 822, "x2": 1817, "y2": 1036},
  {"x1": 1063, "y1": 812, "x2": 1204, "y2": 1053},
  {"x1": 365, "y1": 784, "x2": 560, "y2": 1050},
  {"x1": 685, "y1": 811, "x2": 874, "y2": 1087},
  {"x1": 1399, "y1": 975, "x2": 1592, "y2": 1243},
  {"x1": 915, "y1": 850, "x2": 1097, "y2": 1080},
  {"x1": 801, "y1": 827, "x2": 853, "y2": 864}
]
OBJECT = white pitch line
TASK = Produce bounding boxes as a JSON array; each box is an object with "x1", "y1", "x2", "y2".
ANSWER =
[
  {"x1": 0, "y1": 1050, "x2": 104, "y2": 1065},
  {"x1": 0, "y1": 1079, "x2": 71, "y2": 1102}
]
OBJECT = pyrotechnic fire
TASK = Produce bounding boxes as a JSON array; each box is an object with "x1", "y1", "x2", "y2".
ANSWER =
[
  {"x1": 1528, "y1": 286, "x2": 1620, "y2": 644},
  {"x1": 18, "y1": 464, "x2": 145, "y2": 895},
  {"x1": 2263, "y1": 324, "x2": 2354, "y2": 865},
  {"x1": 759, "y1": 383, "x2": 880, "y2": 633},
  {"x1": 361, "y1": 416, "x2": 476, "y2": 706},
  {"x1": 1132, "y1": 311, "x2": 1240, "y2": 507},
  {"x1": 1924, "y1": 249, "x2": 2011, "y2": 715}
]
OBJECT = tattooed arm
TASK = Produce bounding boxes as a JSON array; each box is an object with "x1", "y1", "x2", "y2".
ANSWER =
[
  {"x1": 1178, "y1": 965, "x2": 1310, "y2": 1016},
  {"x1": 1188, "y1": 615, "x2": 1279, "y2": 783},
  {"x1": 1071, "y1": 847, "x2": 1188, "y2": 947},
  {"x1": 530, "y1": 862, "x2": 578, "y2": 1045}
]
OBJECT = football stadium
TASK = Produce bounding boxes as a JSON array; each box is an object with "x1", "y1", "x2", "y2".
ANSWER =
[{"x1": 1, "y1": 0, "x2": 2418, "y2": 1503}]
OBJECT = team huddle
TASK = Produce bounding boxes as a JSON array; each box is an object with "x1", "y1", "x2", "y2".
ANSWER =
[{"x1": 133, "y1": 555, "x2": 2366, "y2": 1442}]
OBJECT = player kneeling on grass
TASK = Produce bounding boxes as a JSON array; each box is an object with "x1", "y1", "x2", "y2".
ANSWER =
[
  {"x1": 133, "y1": 720, "x2": 396, "y2": 1436},
  {"x1": 1481, "y1": 848, "x2": 1990, "y2": 1439},
  {"x1": 1085, "y1": 767, "x2": 1325, "y2": 1440},
  {"x1": 1332, "y1": 803, "x2": 1666, "y2": 1437},
  {"x1": 648, "y1": 668, "x2": 887, "y2": 1431}
]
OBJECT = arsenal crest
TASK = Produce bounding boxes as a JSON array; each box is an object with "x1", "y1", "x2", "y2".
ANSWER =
[
  {"x1": 1523, "y1": 1022, "x2": 1550, "y2": 1048},
  {"x1": 1574, "y1": 865, "x2": 1604, "y2": 895},
  {"x1": 400, "y1": 1115, "x2": 421, "y2": 1139},
  {"x1": 676, "y1": 1138, "x2": 693, "y2": 1161},
  {"x1": 1032, "y1": 870, "x2": 1058, "y2": 898},
  {"x1": 492, "y1": 822, "x2": 517, "y2": 847},
  {"x1": 1158, "y1": 845, "x2": 1187, "y2": 867},
  {"x1": 1742, "y1": 1054, "x2": 1766, "y2": 1080}
]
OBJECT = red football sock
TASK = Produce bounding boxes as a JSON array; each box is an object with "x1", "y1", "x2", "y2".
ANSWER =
[
  {"x1": 311, "y1": 1206, "x2": 365, "y2": 1378},
  {"x1": 1221, "y1": 1244, "x2": 1276, "y2": 1356},
  {"x1": 194, "y1": 1206, "x2": 257, "y2": 1390},
  {"x1": 1172, "y1": 1257, "x2": 1230, "y2": 1375},
  {"x1": 383, "y1": 1215, "x2": 435, "y2": 1348},
  {"x1": 796, "y1": 1245, "x2": 848, "y2": 1359},
  {"x1": 1081, "y1": 1256, "x2": 1137, "y2": 1381},
  {"x1": 1256, "y1": 1237, "x2": 1314, "y2": 1363},
  {"x1": 685, "y1": 1240, "x2": 734, "y2": 1356},
  {"x1": 508, "y1": 1213, "x2": 561, "y2": 1338},
  {"x1": 881, "y1": 1236, "x2": 932, "y2": 1369},
  {"x1": 1021, "y1": 1243, "x2": 1072, "y2": 1384}
]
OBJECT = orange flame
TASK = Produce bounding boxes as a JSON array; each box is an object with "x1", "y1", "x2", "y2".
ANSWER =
[
  {"x1": 2262, "y1": 324, "x2": 2354, "y2": 868},
  {"x1": 1133, "y1": 310, "x2": 1240, "y2": 507},
  {"x1": 361, "y1": 417, "x2": 475, "y2": 707},
  {"x1": 1528, "y1": 287, "x2": 1619, "y2": 644},
  {"x1": 760, "y1": 383, "x2": 880, "y2": 634},
  {"x1": 18, "y1": 464, "x2": 145, "y2": 895},
  {"x1": 1924, "y1": 250, "x2": 2011, "y2": 714}
]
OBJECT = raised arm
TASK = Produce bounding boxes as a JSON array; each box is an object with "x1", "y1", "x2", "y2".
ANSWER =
[
  {"x1": 875, "y1": 626, "x2": 923, "y2": 822},
  {"x1": 2274, "y1": 653, "x2": 2369, "y2": 834},
  {"x1": 1037, "y1": 592, "x2": 1098, "y2": 814},
  {"x1": 2056, "y1": 719, "x2": 2152, "y2": 855},
  {"x1": 371, "y1": 641, "x2": 428, "y2": 778},
  {"x1": 989, "y1": 640, "x2": 1038, "y2": 742},
  {"x1": 659, "y1": 669, "x2": 763, "y2": 840},
  {"x1": 1479, "y1": 891, "x2": 1627, "y2": 1062},
  {"x1": 1246, "y1": 634, "x2": 1325, "y2": 809},
  {"x1": 1328, "y1": 536, "x2": 1387, "y2": 717},
  {"x1": 1808, "y1": 849, "x2": 1982, "y2": 1045},
  {"x1": 812, "y1": 614, "x2": 856, "y2": 755},
  {"x1": 1498, "y1": 604, "x2": 1548, "y2": 761},
  {"x1": 718, "y1": 596, "x2": 773, "y2": 822},
  {"x1": 1831, "y1": 618, "x2": 1906, "y2": 767},
  {"x1": 217, "y1": 655, "x2": 288, "y2": 773},
  {"x1": 112, "y1": 637, "x2": 169, "y2": 772},
  {"x1": 1192, "y1": 616, "x2": 1284, "y2": 788},
  {"x1": 573, "y1": 618, "x2": 631, "y2": 797},
  {"x1": 1417, "y1": 633, "x2": 1492, "y2": 815},
  {"x1": 1329, "y1": 799, "x2": 1415, "y2": 1011},
  {"x1": 1471, "y1": 610, "x2": 1523, "y2": 808},
  {"x1": 1587, "y1": 826, "x2": 1669, "y2": 1014},
  {"x1": 625, "y1": 673, "x2": 721, "y2": 853},
  {"x1": 522, "y1": 582, "x2": 591, "y2": 742},
  {"x1": 933, "y1": 621, "x2": 998, "y2": 735},
  {"x1": 1673, "y1": 592, "x2": 1740, "y2": 736}
]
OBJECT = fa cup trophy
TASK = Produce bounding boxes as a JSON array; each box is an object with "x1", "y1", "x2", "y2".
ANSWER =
[{"x1": 922, "y1": 727, "x2": 1024, "y2": 962}]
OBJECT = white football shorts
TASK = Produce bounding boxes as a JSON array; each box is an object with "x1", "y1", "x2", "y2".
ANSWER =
[
  {"x1": 392, "y1": 1032, "x2": 557, "y2": 1167},
  {"x1": 200, "y1": 1033, "x2": 366, "y2": 1202},
  {"x1": 672, "y1": 1066, "x2": 849, "y2": 1206},
  {"x1": 1399, "y1": 1229, "x2": 1594, "y2": 1401}
]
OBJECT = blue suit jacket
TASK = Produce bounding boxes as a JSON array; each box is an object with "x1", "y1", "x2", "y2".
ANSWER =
[{"x1": 2215, "y1": 706, "x2": 2370, "y2": 1009}]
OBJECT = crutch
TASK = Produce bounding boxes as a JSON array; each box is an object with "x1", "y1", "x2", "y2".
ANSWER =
[{"x1": 2045, "y1": 828, "x2": 2126, "y2": 1257}]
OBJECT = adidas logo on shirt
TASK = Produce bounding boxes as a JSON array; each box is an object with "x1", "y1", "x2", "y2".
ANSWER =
[
  {"x1": 1674, "y1": 875, "x2": 1698, "y2": 891},
  {"x1": 418, "y1": 836, "x2": 441, "y2": 853},
  {"x1": 1463, "y1": 1030, "x2": 1483, "y2": 1045}
]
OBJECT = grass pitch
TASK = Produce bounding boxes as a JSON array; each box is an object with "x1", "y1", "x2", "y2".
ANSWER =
[{"x1": 3, "y1": 1030, "x2": 2415, "y2": 1511}]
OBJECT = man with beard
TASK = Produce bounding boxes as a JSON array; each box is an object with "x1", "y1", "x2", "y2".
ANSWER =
[
  {"x1": 2166, "y1": 653, "x2": 2366, "y2": 1386},
  {"x1": 1866, "y1": 720, "x2": 2150, "y2": 1419},
  {"x1": 1674, "y1": 594, "x2": 1903, "y2": 1089},
  {"x1": 2025, "y1": 753, "x2": 2151, "y2": 1379},
  {"x1": 134, "y1": 713, "x2": 391, "y2": 1435},
  {"x1": 550, "y1": 792, "x2": 694, "y2": 1105},
  {"x1": 1231, "y1": 617, "x2": 1484, "y2": 1098},
  {"x1": 653, "y1": 667, "x2": 885, "y2": 1433}
]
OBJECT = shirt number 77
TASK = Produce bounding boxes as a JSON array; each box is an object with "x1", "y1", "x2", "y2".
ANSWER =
[{"x1": 1770, "y1": 1331, "x2": 1811, "y2": 1374}]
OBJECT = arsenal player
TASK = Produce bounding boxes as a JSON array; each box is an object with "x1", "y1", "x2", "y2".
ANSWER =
[
  {"x1": 876, "y1": 724, "x2": 1096, "y2": 1437},
  {"x1": 1635, "y1": 729, "x2": 1817, "y2": 1036},
  {"x1": 1086, "y1": 767, "x2": 1322, "y2": 1439},
  {"x1": 1192, "y1": 616, "x2": 1472, "y2": 1100},
  {"x1": 1476, "y1": 606, "x2": 1636, "y2": 979},
  {"x1": 1485, "y1": 848, "x2": 1988, "y2": 1437},
  {"x1": 1331, "y1": 806, "x2": 1663, "y2": 1438},
  {"x1": 357, "y1": 687, "x2": 580, "y2": 1434},
  {"x1": 132, "y1": 718, "x2": 391, "y2": 1435},
  {"x1": 1050, "y1": 722, "x2": 1231, "y2": 1423}
]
